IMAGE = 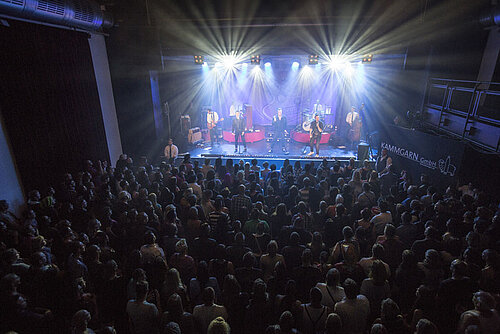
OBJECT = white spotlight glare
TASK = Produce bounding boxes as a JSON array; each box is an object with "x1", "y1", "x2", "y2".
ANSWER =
[
  {"x1": 343, "y1": 62, "x2": 354, "y2": 77},
  {"x1": 221, "y1": 55, "x2": 237, "y2": 69},
  {"x1": 292, "y1": 61, "x2": 299, "y2": 69}
]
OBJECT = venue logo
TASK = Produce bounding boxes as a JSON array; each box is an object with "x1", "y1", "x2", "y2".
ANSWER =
[
  {"x1": 438, "y1": 156, "x2": 456, "y2": 176},
  {"x1": 381, "y1": 142, "x2": 456, "y2": 177}
]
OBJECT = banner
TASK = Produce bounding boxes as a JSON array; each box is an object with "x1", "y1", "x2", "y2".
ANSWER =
[{"x1": 379, "y1": 126, "x2": 465, "y2": 188}]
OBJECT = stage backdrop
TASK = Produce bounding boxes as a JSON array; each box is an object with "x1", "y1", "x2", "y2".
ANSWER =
[{"x1": 379, "y1": 126, "x2": 465, "y2": 188}]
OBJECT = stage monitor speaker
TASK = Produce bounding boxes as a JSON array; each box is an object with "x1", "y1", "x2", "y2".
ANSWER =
[
  {"x1": 188, "y1": 127, "x2": 202, "y2": 144},
  {"x1": 357, "y1": 143, "x2": 370, "y2": 161}
]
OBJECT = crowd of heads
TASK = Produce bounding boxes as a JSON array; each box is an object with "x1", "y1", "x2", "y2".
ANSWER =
[{"x1": 0, "y1": 154, "x2": 499, "y2": 334}]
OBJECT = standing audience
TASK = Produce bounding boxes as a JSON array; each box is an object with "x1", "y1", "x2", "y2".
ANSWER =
[{"x1": 0, "y1": 154, "x2": 498, "y2": 334}]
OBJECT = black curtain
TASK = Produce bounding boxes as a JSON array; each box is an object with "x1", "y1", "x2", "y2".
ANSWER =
[{"x1": 0, "y1": 21, "x2": 109, "y2": 194}]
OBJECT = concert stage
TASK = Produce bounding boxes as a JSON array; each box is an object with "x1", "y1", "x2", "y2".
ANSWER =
[{"x1": 182, "y1": 139, "x2": 366, "y2": 167}]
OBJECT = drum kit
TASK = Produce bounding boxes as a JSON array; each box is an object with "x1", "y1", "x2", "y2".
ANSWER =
[{"x1": 300, "y1": 109, "x2": 333, "y2": 132}]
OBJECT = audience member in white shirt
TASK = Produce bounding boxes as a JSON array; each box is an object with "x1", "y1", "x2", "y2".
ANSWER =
[{"x1": 164, "y1": 138, "x2": 178, "y2": 164}]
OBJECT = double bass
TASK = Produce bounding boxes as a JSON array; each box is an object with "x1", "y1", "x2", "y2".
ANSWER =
[{"x1": 348, "y1": 117, "x2": 362, "y2": 143}]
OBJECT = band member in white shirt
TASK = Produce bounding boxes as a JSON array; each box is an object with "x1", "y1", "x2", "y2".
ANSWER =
[
  {"x1": 164, "y1": 138, "x2": 178, "y2": 164},
  {"x1": 345, "y1": 107, "x2": 359, "y2": 127},
  {"x1": 313, "y1": 99, "x2": 323, "y2": 114},
  {"x1": 308, "y1": 114, "x2": 324, "y2": 157},
  {"x1": 206, "y1": 109, "x2": 220, "y2": 146}
]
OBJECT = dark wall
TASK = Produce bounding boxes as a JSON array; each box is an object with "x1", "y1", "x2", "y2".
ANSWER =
[
  {"x1": 460, "y1": 146, "x2": 500, "y2": 200},
  {"x1": 0, "y1": 21, "x2": 108, "y2": 193},
  {"x1": 106, "y1": 25, "x2": 159, "y2": 158}
]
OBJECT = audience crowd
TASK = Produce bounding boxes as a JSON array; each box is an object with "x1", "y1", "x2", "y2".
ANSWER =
[{"x1": 0, "y1": 153, "x2": 499, "y2": 334}]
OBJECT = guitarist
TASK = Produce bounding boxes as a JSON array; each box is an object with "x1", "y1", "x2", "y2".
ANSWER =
[
  {"x1": 207, "y1": 109, "x2": 220, "y2": 147},
  {"x1": 232, "y1": 110, "x2": 247, "y2": 153}
]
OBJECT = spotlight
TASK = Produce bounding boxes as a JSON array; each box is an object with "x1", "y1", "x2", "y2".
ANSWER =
[
  {"x1": 194, "y1": 55, "x2": 204, "y2": 65},
  {"x1": 250, "y1": 55, "x2": 261, "y2": 65},
  {"x1": 309, "y1": 55, "x2": 319, "y2": 65},
  {"x1": 264, "y1": 62, "x2": 271, "y2": 67},
  {"x1": 221, "y1": 55, "x2": 237, "y2": 69},
  {"x1": 328, "y1": 56, "x2": 347, "y2": 70},
  {"x1": 292, "y1": 61, "x2": 300, "y2": 69},
  {"x1": 362, "y1": 54, "x2": 373, "y2": 63}
]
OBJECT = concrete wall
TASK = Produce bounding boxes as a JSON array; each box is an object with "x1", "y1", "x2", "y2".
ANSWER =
[{"x1": 88, "y1": 33, "x2": 123, "y2": 166}]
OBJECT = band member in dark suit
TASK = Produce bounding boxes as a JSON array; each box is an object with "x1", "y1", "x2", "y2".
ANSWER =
[
  {"x1": 270, "y1": 108, "x2": 288, "y2": 153},
  {"x1": 308, "y1": 114, "x2": 324, "y2": 156},
  {"x1": 232, "y1": 110, "x2": 247, "y2": 153},
  {"x1": 207, "y1": 109, "x2": 221, "y2": 146}
]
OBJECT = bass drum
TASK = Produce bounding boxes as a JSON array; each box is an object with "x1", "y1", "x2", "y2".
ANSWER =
[{"x1": 302, "y1": 120, "x2": 311, "y2": 132}]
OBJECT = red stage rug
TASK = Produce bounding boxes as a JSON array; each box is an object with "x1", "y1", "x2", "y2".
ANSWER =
[
  {"x1": 223, "y1": 127, "x2": 265, "y2": 143},
  {"x1": 291, "y1": 131, "x2": 331, "y2": 144}
]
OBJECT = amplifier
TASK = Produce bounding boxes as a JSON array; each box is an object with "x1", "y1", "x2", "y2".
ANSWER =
[{"x1": 188, "y1": 127, "x2": 202, "y2": 143}]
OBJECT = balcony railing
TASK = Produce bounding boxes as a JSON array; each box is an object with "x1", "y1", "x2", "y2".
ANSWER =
[{"x1": 422, "y1": 78, "x2": 500, "y2": 153}]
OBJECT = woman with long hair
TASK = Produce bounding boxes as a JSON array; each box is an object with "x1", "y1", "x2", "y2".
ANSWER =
[
  {"x1": 348, "y1": 170, "x2": 363, "y2": 198},
  {"x1": 269, "y1": 203, "x2": 291, "y2": 238},
  {"x1": 161, "y1": 268, "x2": 189, "y2": 312},
  {"x1": 161, "y1": 293, "x2": 195, "y2": 334}
]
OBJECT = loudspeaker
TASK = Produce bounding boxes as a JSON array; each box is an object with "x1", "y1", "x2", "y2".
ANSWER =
[{"x1": 357, "y1": 143, "x2": 370, "y2": 161}]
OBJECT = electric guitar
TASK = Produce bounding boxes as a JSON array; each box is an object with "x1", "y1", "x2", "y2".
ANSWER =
[{"x1": 207, "y1": 117, "x2": 224, "y2": 130}]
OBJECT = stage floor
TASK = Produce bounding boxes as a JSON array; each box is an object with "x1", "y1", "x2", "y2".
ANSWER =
[{"x1": 184, "y1": 139, "x2": 363, "y2": 162}]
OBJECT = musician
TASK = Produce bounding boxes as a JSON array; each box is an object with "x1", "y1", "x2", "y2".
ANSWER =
[
  {"x1": 270, "y1": 108, "x2": 288, "y2": 153},
  {"x1": 345, "y1": 106, "x2": 359, "y2": 127},
  {"x1": 308, "y1": 114, "x2": 324, "y2": 157},
  {"x1": 232, "y1": 110, "x2": 247, "y2": 153},
  {"x1": 206, "y1": 109, "x2": 220, "y2": 146},
  {"x1": 163, "y1": 138, "x2": 178, "y2": 164},
  {"x1": 313, "y1": 99, "x2": 323, "y2": 114}
]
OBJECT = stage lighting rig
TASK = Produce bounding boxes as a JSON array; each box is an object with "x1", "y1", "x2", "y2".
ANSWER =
[
  {"x1": 362, "y1": 54, "x2": 373, "y2": 63},
  {"x1": 194, "y1": 55, "x2": 204, "y2": 65},
  {"x1": 251, "y1": 55, "x2": 261, "y2": 65},
  {"x1": 309, "y1": 55, "x2": 319, "y2": 65}
]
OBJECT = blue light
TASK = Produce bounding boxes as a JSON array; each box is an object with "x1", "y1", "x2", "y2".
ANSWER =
[
  {"x1": 265, "y1": 62, "x2": 271, "y2": 67},
  {"x1": 292, "y1": 61, "x2": 299, "y2": 69}
]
